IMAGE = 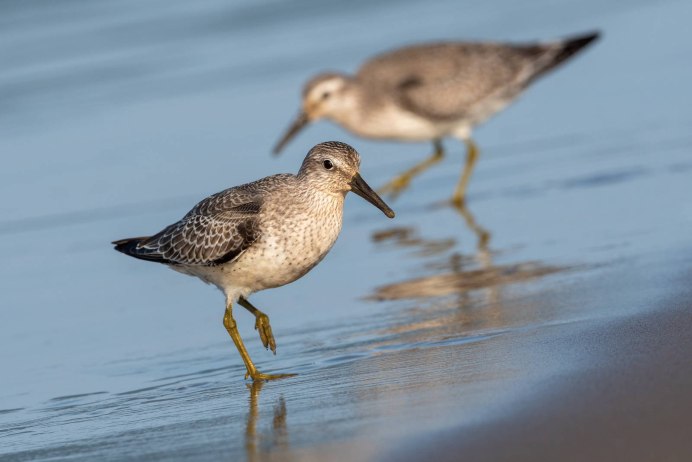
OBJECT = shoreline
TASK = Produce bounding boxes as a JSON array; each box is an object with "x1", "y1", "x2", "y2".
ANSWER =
[{"x1": 381, "y1": 275, "x2": 692, "y2": 462}]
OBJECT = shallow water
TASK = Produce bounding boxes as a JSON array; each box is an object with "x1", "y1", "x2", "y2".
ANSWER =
[{"x1": 1, "y1": 0, "x2": 691, "y2": 460}]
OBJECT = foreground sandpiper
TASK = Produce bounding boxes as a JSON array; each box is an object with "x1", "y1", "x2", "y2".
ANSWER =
[
  {"x1": 113, "y1": 141, "x2": 394, "y2": 381},
  {"x1": 274, "y1": 31, "x2": 599, "y2": 204}
]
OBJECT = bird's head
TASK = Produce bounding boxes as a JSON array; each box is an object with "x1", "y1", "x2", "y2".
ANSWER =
[
  {"x1": 274, "y1": 73, "x2": 353, "y2": 155},
  {"x1": 298, "y1": 141, "x2": 395, "y2": 219}
]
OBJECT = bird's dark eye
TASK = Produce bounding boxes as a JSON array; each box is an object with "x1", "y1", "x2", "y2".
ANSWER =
[
  {"x1": 323, "y1": 159, "x2": 333, "y2": 170},
  {"x1": 321, "y1": 91, "x2": 331, "y2": 100}
]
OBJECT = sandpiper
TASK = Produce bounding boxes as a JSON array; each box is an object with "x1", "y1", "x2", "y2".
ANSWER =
[
  {"x1": 274, "y1": 31, "x2": 599, "y2": 204},
  {"x1": 113, "y1": 141, "x2": 394, "y2": 381}
]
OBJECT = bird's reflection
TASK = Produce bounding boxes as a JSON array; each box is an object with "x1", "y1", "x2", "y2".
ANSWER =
[
  {"x1": 371, "y1": 202, "x2": 559, "y2": 303},
  {"x1": 453, "y1": 202, "x2": 491, "y2": 252},
  {"x1": 452, "y1": 202, "x2": 495, "y2": 308},
  {"x1": 368, "y1": 202, "x2": 563, "y2": 348},
  {"x1": 244, "y1": 381, "x2": 289, "y2": 462}
]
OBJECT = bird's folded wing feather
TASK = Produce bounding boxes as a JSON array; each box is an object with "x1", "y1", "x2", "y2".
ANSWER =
[
  {"x1": 357, "y1": 43, "x2": 544, "y2": 120},
  {"x1": 137, "y1": 182, "x2": 269, "y2": 266}
]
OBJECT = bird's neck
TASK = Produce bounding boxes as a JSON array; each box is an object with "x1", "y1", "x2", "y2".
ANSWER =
[{"x1": 297, "y1": 178, "x2": 346, "y2": 208}]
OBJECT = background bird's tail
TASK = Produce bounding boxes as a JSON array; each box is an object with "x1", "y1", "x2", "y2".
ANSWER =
[
  {"x1": 528, "y1": 31, "x2": 600, "y2": 83},
  {"x1": 550, "y1": 31, "x2": 600, "y2": 69}
]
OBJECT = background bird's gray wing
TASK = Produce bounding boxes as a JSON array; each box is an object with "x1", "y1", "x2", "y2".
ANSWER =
[
  {"x1": 135, "y1": 178, "x2": 281, "y2": 266},
  {"x1": 357, "y1": 43, "x2": 544, "y2": 120}
]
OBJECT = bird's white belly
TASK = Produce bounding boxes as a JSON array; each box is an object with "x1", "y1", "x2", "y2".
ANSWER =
[
  {"x1": 230, "y1": 234, "x2": 335, "y2": 289},
  {"x1": 339, "y1": 105, "x2": 468, "y2": 142},
  {"x1": 354, "y1": 108, "x2": 441, "y2": 140}
]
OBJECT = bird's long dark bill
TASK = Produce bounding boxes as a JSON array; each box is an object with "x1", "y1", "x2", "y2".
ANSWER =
[
  {"x1": 350, "y1": 173, "x2": 395, "y2": 218},
  {"x1": 273, "y1": 112, "x2": 309, "y2": 155}
]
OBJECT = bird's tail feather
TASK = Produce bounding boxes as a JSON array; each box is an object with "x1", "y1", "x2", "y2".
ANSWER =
[
  {"x1": 112, "y1": 236, "x2": 170, "y2": 264},
  {"x1": 550, "y1": 31, "x2": 600, "y2": 69},
  {"x1": 528, "y1": 31, "x2": 600, "y2": 83}
]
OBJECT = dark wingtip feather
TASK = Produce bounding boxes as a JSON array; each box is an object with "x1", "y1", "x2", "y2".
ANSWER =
[
  {"x1": 551, "y1": 30, "x2": 601, "y2": 68},
  {"x1": 112, "y1": 236, "x2": 172, "y2": 264},
  {"x1": 562, "y1": 30, "x2": 600, "y2": 54},
  {"x1": 526, "y1": 30, "x2": 600, "y2": 83},
  {"x1": 112, "y1": 237, "x2": 145, "y2": 254}
]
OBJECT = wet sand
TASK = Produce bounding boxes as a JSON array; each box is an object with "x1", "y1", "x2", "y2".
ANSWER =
[
  {"x1": 383, "y1": 274, "x2": 692, "y2": 462},
  {"x1": 4, "y1": 254, "x2": 691, "y2": 461},
  {"x1": 257, "y1": 251, "x2": 692, "y2": 462}
]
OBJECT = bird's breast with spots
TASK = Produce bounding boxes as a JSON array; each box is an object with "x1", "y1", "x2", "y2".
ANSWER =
[{"x1": 228, "y1": 200, "x2": 344, "y2": 291}]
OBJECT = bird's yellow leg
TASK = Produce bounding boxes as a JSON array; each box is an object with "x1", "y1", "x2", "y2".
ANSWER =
[
  {"x1": 238, "y1": 296, "x2": 276, "y2": 354},
  {"x1": 452, "y1": 138, "x2": 480, "y2": 206},
  {"x1": 223, "y1": 303, "x2": 294, "y2": 382},
  {"x1": 379, "y1": 140, "x2": 444, "y2": 199}
]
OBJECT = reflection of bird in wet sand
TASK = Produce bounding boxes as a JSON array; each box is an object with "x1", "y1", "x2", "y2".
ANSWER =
[
  {"x1": 274, "y1": 32, "x2": 599, "y2": 204},
  {"x1": 245, "y1": 381, "x2": 289, "y2": 462},
  {"x1": 113, "y1": 142, "x2": 394, "y2": 381},
  {"x1": 372, "y1": 203, "x2": 490, "y2": 264},
  {"x1": 371, "y1": 203, "x2": 561, "y2": 301}
]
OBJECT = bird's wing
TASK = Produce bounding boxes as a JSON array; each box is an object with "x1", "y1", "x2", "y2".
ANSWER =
[
  {"x1": 143, "y1": 203, "x2": 261, "y2": 266},
  {"x1": 135, "y1": 176, "x2": 289, "y2": 266},
  {"x1": 357, "y1": 43, "x2": 543, "y2": 121}
]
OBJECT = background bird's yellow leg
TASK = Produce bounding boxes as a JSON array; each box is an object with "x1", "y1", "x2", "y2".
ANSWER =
[
  {"x1": 223, "y1": 303, "x2": 294, "y2": 382},
  {"x1": 379, "y1": 139, "x2": 444, "y2": 199},
  {"x1": 238, "y1": 297, "x2": 277, "y2": 354},
  {"x1": 452, "y1": 138, "x2": 480, "y2": 206}
]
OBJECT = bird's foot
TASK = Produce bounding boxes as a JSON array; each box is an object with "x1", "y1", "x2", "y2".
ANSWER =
[
  {"x1": 450, "y1": 195, "x2": 466, "y2": 208},
  {"x1": 254, "y1": 313, "x2": 277, "y2": 354},
  {"x1": 378, "y1": 174, "x2": 413, "y2": 199},
  {"x1": 245, "y1": 370, "x2": 296, "y2": 382}
]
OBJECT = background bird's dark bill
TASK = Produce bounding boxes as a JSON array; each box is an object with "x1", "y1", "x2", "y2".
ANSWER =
[{"x1": 274, "y1": 112, "x2": 309, "y2": 154}]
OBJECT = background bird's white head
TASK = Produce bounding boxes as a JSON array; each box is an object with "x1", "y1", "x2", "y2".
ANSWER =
[
  {"x1": 274, "y1": 73, "x2": 356, "y2": 155},
  {"x1": 301, "y1": 73, "x2": 354, "y2": 120}
]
